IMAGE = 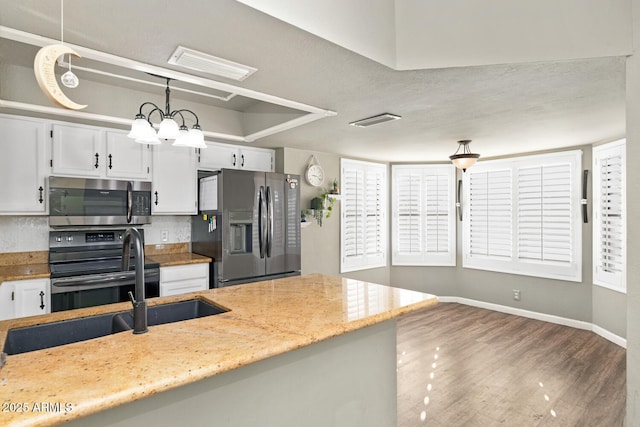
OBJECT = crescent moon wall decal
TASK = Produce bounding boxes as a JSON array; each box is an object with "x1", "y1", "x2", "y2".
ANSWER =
[{"x1": 34, "y1": 44, "x2": 88, "y2": 110}]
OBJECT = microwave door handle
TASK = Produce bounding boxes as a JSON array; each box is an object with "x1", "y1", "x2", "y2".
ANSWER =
[
  {"x1": 258, "y1": 186, "x2": 266, "y2": 259},
  {"x1": 126, "y1": 181, "x2": 133, "y2": 223},
  {"x1": 266, "y1": 186, "x2": 273, "y2": 257}
]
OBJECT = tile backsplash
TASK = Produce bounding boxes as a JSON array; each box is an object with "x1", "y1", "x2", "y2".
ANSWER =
[{"x1": 0, "y1": 216, "x2": 192, "y2": 253}]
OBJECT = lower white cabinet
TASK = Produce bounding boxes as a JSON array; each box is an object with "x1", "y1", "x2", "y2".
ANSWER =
[
  {"x1": 159, "y1": 263, "x2": 209, "y2": 297},
  {"x1": 0, "y1": 278, "x2": 50, "y2": 321}
]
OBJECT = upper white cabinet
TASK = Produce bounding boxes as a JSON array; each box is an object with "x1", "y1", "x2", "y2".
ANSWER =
[
  {"x1": 104, "y1": 130, "x2": 152, "y2": 180},
  {"x1": 0, "y1": 115, "x2": 49, "y2": 214},
  {"x1": 199, "y1": 142, "x2": 274, "y2": 172},
  {"x1": 238, "y1": 146, "x2": 275, "y2": 172},
  {"x1": 51, "y1": 123, "x2": 151, "y2": 180},
  {"x1": 152, "y1": 143, "x2": 197, "y2": 214}
]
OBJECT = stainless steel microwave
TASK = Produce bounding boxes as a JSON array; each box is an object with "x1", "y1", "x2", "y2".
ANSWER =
[{"x1": 49, "y1": 177, "x2": 152, "y2": 226}]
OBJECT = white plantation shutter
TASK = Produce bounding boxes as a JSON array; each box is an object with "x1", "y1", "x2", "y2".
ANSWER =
[
  {"x1": 593, "y1": 140, "x2": 626, "y2": 292},
  {"x1": 392, "y1": 165, "x2": 455, "y2": 265},
  {"x1": 341, "y1": 159, "x2": 387, "y2": 272},
  {"x1": 463, "y1": 150, "x2": 582, "y2": 282},
  {"x1": 517, "y1": 163, "x2": 572, "y2": 264},
  {"x1": 468, "y1": 169, "x2": 512, "y2": 258}
]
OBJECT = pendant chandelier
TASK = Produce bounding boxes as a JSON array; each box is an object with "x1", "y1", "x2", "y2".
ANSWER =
[
  {"x1": 127, "y1": 77, "x2": 206, "y2": 149},
  {"x1": 449, "y1": 139, "x2": 480, "y2": 172}
]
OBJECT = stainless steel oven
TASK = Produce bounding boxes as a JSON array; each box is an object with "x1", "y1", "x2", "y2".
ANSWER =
[
  {"x1": 49, "y1": 177, "x2": 152, "y2": 227},
  {"x1": 49, "y1": 229, "x2": 159, "y2": 312}
]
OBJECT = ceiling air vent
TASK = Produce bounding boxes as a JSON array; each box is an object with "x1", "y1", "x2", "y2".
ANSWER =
[
  {"x1": 168, "y1": 46, "x2": 257, "y2": 81},
  {"x1": 349, "y1": 113, "x2": 402, "y2": 128}
]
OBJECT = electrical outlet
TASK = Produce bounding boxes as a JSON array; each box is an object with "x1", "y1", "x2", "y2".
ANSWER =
[
  {"x1": 161, "y1": 230, "x2": 169, "y2": 242},
  {"x1": 513, "y1": 289, "x2": 521, "y2": 301}
]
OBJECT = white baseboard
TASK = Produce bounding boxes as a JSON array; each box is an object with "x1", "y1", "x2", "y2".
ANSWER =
[{"x1": 437, "y1": 296, "x2": 627, "y2": 349}]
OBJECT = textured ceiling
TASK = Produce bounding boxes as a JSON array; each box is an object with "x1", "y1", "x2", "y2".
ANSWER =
[{"x1": 0, "y1": 0, "x2": 626, "y2": 162}]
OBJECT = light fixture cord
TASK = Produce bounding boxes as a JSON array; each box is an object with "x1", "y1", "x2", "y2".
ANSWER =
[{"x1": 60, "y1": 0, "x2": 72, "y2": 71}]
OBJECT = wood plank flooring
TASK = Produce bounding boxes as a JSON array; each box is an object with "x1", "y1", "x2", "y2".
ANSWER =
[{"x1": 396, "y1": 303, "x2": 626, "y2": 426}]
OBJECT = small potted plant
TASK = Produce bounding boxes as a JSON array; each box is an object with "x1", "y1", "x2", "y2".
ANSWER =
[{"x1": 329, "y1": 178, "x2": 340, "y2": 195}]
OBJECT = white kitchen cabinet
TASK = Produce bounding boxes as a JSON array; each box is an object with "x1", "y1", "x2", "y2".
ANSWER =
[
  {"x1": 0, "y1": 282, "x2": 15, "y2": 321},
  {"x1": 0, "y1": 115, "x2": 49, "y2": 214},
  {"x1": 199, "y1": 142, "x2": 274, "y2": 172},
  {"x1": 159, "y1": 263, "x2": 209, "y2": 297},
  {"x1": 199, "y1": 141, "x2": 241, "y2": 170},
  {"x1": 152, "y1": 143, "x2": 197, "y2": 214},
  {"x1": 0, "y1": 278, "x2": 50, "y2": 321},
  {"x1": 51, "y1": 123, "x2": 151, "y2": 180},
  {"x1": 104, "y1": 130, "x2": 151, "y2": 180},
  {"x1": 237, "y1": 146, "x2": 274, "y2": 172},
  {"x1": 51, "y1": 123, "x2": 103, "y2": 177}
]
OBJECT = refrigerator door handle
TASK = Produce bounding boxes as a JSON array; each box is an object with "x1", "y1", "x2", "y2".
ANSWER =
[
  {"x1": 266, "y1": 186, "x2": 273, "y2": 257},
  {"x1": 258, "y1": 186, "x2": 266, "y2": 259}
]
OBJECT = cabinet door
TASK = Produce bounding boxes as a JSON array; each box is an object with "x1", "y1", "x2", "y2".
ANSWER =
[
  {"x1": 0, "y1": 115, "x2": 49, "y2": 214},
  {"x1": 13, "y1": 279, "x2": 50, "y2": 318},
  {"x1": 0, "y1": 282, "x2": 15, "y2": 321},
  {"x1": 105, "y1": 130, "x2": 151, "y2": 180},
  {"x1": 51, "y1": 123, "x2": 103, "y2": 177},
  {"x1": 239, "y1": 147, "x2": 274, "y2": 172},
  {"x1": 159, "y1": 264, "x2": 209, "y2": 297},
  {"x1": 152, "y1": 143, "x2": 197, "y2": 214},
  {"x1": 199, "y1": 142, "x2": 239, "y2": 170}
]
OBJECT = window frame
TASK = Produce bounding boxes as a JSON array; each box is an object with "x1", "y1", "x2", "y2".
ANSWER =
[
  {"x1": 340, "y1": 158, "x2": 388, "y2": 273},
  {"x1": 462, "y1": 149, "x2": 583, "y2": 282},
  {"x1": 391, "y1": 164, "x2": 456, "y2": 266},
  {"x1": 593, "y1": 139, "x2": 626, "y2": 293}
]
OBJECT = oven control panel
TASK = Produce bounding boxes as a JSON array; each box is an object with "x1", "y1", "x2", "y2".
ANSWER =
[{"x1": 49, "y1": 229, "x2": 133, "y2": 248}]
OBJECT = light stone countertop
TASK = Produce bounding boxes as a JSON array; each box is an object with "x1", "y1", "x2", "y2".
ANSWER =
[{"x1": 0, "y1": 273, "x2": 437, "y2": 427}]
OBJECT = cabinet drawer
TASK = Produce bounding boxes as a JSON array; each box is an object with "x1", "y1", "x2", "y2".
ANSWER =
[{"x1": 160, "y1": 263, "x2": 208, "y2": 282}]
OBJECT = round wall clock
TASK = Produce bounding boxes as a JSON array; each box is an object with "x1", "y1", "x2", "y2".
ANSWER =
[{"x1": 305, "y1": 164, "x2": 325, "y2": 187}]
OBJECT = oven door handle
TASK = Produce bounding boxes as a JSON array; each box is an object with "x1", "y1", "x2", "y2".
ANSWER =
[{"x1": 52, "y1": 272, "x2": 136, "y2": 288}]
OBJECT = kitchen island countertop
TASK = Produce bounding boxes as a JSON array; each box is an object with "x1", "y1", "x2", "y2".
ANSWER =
[{"x1": 0, "y1": 273, "x2": 437, "y2": 426}]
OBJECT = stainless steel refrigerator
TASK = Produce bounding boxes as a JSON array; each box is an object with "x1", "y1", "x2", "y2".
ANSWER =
[{"x1": 191, "y1": 169, "x2": 301, "y2": 287}]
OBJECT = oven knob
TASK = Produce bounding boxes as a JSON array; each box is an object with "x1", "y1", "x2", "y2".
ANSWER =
[
  {"x1": 66, "y1": 235, "x2": 73, "y2": 242},
  {"x1": 55, "y1": 236, "x2": 62, "y2": 243}
]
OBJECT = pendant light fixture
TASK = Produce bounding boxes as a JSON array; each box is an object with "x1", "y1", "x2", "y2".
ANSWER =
[
  {"x1": 127, "y1": 77, "x2": 206, "y2": 149},
  {"x1": 449, "y1": 139, "x2": 480, "y2": 172}
]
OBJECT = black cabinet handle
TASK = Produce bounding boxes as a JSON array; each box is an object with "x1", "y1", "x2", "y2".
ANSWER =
[
  {"x1": 94, "y1": 153, "x2": 100, "y2": 169},
  {"x1": 154, "y1": 191, "x2": 159, "y2": 206},
  {"x1": 39, "y1": 291, "x2": 45, "y2": 310},
  {"x1": 108, "y1": 154, "x2": 113, "y2": 169},
  {"x1": 232, "y1": 153, "x2": 237, "y2": 167},
  {"x1": 241, "y1": 154, "x2": 245, "y2": 168},
  {"x1": 38, "y1": 186, "x2": 44, "y2": 204}
]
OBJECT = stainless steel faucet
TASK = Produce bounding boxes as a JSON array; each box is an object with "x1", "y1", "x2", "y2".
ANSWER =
[{"x1": 121, "y1": 227, "x2": 148, "y2": 334}]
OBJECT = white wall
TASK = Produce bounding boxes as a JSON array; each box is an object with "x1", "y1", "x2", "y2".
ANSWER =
[
  {"x1": 394, "y1": 0, "x2": 632, "y2": 70},
  {"x1": 626, "y1": 0, "x2": 640, "y2": 419},
  {"x1": 238, "y1": 0, "x2": 632, "y2": 70},
  {"x1": 236, "y1": 0, "x2": 397, "y2": 67}
]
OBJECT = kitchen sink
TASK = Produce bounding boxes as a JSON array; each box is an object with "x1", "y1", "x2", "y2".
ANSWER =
[{"x1": 3, "y1": 299, "x2": 227, "y2": 356}]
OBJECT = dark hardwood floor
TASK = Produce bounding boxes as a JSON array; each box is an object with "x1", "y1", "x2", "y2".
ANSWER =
[{"x1": 396, "y1": 303, "x2": 626, "y2": 426}]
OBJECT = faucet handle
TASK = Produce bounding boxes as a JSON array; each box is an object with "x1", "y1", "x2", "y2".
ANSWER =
[{"x1": 128, "y1": 291, "x2": 136, "y2": 305}]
